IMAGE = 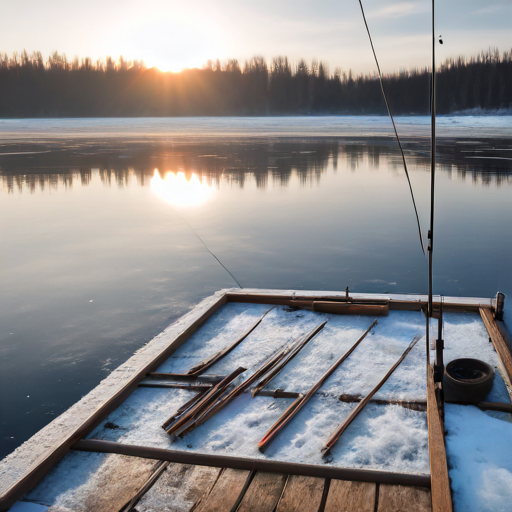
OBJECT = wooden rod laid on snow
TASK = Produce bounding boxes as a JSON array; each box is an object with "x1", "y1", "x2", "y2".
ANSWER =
[
  {"x1": 251, "y1": 321, "x2": 328, "y2": 397},
  {"x1": 147, "y1": 373, "x2": 226, "y2": 383},
  {"x1": 160, "y1": 389, "x2": 211, "y2": 430},
  {"x1": 174, "y1": 325, "x2": 326, "y2": 437},
  {"x1": 258, "y1": 319, "x2": 378, "y2": 451},
  {"x1": 163, "y1": 367, "x2": 245, "y2": 433},
  {"x1": 322, "y1": 333, "x2": 420, "y2": 456},
  {"x1": 138, "y1": 382, "x2": 212, "y2": 392},
  {"x1": 187, "y1": 307, "x2": 275, "y2": 375}
]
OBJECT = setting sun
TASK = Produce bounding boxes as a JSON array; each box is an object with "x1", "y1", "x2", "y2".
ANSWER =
[{"x1": 151, "y1": 169, "x2": 212, "y2": 208}]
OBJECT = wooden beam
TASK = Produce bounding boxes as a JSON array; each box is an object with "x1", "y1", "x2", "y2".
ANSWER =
[
  {"x1": 338, "y1": 395, "x2": 427, "y2": 412},
  {"x1": 224, "y1": 289, "x2": 493, "y2": 313},
  {"x1": 313, "y1": 302, "x2": 389, "y2": 316},
  {"x1": 258, "y1": 389, "x2": 302, "y2": 399},
  {"x1": 72, "y1": 439, "x2": 431, "y2": 488},
  {"x1": 146, "y1": 373, "x2": 226, "y2": 383},
  {"x1": 426, "y1": 366, "x2": 453, "y2": 512},
  {"x1": 138, "y1": 382, "x2": 212, "y2": 392},
  {"x1": 480, "y1": 307, "x2": 512, "y2": 384}
]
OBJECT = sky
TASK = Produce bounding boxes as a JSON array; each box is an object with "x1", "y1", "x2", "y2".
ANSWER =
[{"x1": 0, "y1": 0, "x2": 511, "y2": 74}]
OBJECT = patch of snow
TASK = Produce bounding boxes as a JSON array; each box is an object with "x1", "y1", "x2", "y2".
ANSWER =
[{"x1": 445, "y1": 404, "x2": 512, "y2": 512}]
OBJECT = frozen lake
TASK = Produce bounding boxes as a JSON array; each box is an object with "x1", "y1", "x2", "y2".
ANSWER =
[{"x1": 1, "y1": 115, "x2": 511, "y2": 459}]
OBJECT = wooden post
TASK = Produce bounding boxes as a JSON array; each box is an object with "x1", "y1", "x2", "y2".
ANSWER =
[
  {"x1": 426, "y1": 365, "x2": 453, "y2": 512},
  {"x1": 433, "y1": 302, "x2": 444, "y2": 384},
  {"x1": 495, "y1": 292, "x2": 505, "y2": 321}
]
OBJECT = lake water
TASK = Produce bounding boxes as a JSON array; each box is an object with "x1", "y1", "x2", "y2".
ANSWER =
[{"x1": 1, "y1": 116, "x2": 511, "y2": 459}]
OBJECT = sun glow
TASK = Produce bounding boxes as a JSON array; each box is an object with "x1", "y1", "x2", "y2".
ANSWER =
[{"x1": 151, "y1": 169, "x2": 212, "y2": 208}]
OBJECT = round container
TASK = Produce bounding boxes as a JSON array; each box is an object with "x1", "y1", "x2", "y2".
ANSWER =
[{"x1": 443, "y1": 358, "x2": 495, "y2": 403}]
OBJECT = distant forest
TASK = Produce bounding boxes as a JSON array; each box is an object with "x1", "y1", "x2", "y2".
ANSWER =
[{"x1": 0, "y1": 48, "x2": 511, "y2": 117}]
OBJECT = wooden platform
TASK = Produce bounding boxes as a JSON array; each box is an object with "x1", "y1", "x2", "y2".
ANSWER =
[
  {"x1": 22, "y1": 452, "x2": 432, "y2": 512},
  {"x1": 0, "y1": 288, "x2": 508, "y2": 512}
]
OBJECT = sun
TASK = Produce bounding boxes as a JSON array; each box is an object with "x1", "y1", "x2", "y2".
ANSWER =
[
  {"x1": 104, "y1": 10, "x2": 228, "y2": 75},
  {"x1": 151, "y1": 169, "x2": 213, "y2": 208}
]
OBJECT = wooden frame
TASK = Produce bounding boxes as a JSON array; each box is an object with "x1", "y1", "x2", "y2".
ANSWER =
[{"x1": 0, "y1": 288, "x2": 506, "y2": 511}]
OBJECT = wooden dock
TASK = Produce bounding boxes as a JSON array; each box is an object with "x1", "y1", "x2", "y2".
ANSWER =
[{"x1": 0, "y1": 288, "x2": 509, "y2": 512}]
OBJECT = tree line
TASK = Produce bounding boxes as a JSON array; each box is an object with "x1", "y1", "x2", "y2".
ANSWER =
[{"x1": 0, "y1": 49, "x2": 511, "y2": 117}]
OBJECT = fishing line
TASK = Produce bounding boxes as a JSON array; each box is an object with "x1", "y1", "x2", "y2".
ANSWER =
[
  {"x1": 357, "y1": 0, "x2": 426, "y2": 258},
  {"x1": 170, "y1": 205, "x2": 243, "y2": 289}
]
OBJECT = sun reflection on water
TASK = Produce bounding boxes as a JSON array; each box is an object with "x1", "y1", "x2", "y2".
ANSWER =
[{"x1": 151, "y1": 169, "x2": 212, "y2": 207}]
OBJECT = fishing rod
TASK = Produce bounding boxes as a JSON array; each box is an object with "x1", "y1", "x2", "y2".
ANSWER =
[
  {"x1": 170, "y1": 204, "x2": 243, "y2": 289},
  {"x1": 357, "y1": 0, "x2": 437, "y2": 361},
  {"x1": 428, "y1": 0, "x2": 436, "y2": 321},
  {"x1": 357, "y1": 0, "x2": 426, "y2": 258}
]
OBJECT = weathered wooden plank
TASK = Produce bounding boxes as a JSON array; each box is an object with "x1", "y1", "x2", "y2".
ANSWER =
[
  {"x1": 73, "y1": 439, "x2": 431, "y2": 488},
  {"x1": 378, "y1": 484, "x2": 432, "y2": 512},
  {"x1": 480, "y1": 307, "x2": 512, "y2": 384},
  {"x1": 275, "y1": 475, "x2": 325, "y2": 512},
  {"x1": 237, "y1": 472, "x2": 287, "y2": 512},
  {"x1": 0, "y1": 290, "x2": 228, "y2": 512},
  {"x1": 426, "y1": 366, "x2": 453, "y2": 512},
  {"x1": 25, "y1": 453, "x2": 158, "y2": 512},
  {"x1": 313, "y1": 301, "x2": 389, "y2": 316},
  {"x1": 136, "y1": 463, "x2": 221, "y2": 512},
  {"x1": 193, "y1": 468, "x2": 251, "y2": 512},
  {"x1": 138, "y1": 381, "x2": 211, "y2": 391},
  {"x1": 224, "y1": 288, "x2": 493, "y2": 312},
  {"x1": 324, "y1": 480, "x2": 376, "y2": 512}
]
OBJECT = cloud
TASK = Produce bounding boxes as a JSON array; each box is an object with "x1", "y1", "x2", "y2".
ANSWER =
[
  {"x1": 369, "y1": 2, "x2": 428, "y2": 19},
  {"x1": 469, "y1": 5, "x2": 502, "y2": 15}
]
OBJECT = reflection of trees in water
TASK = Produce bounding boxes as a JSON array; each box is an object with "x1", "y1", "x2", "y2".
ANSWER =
[{"x1": 1, "y1": 138, "x2": 511, "y2": 194}]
